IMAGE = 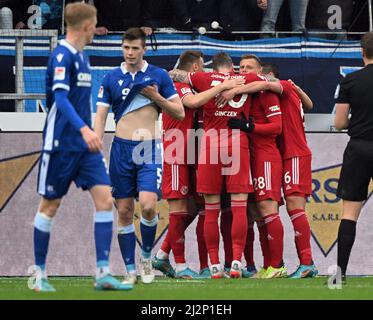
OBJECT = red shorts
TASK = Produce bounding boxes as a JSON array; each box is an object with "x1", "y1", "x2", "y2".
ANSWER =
[
  {"x1": 197, "y1": 147, "x2": 253, "y2": 194},
  {"x1": 162, "y1": 163, "x2": 193, "y2": 199},
  {"x1": 283, "y1": 155, "x2": 312, "y2": 197},
  {"x1": 251, "y1": 158, "x2": 283, "y2": 202}
]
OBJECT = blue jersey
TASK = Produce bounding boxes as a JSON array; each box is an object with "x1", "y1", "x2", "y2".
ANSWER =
[
  {"x1": 96, "y1": 61, "x2": 178, "y2": 123},
  {"x1": 44, "y1": 39, "x2": 92, "y2": 152}
]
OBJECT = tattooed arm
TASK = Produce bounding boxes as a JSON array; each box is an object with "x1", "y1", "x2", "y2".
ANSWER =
[{"x1": 168, "y1": 69, "x2": 190, "y2": 84}]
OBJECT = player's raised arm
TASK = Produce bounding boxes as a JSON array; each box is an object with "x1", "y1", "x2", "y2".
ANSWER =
[
  {"x1": 183, "y1": 78, "x2": 245, "y2": 109},
  {"x1": 288, "y1": 80, "x2": 313, "y2": 111},
  {"x1": 141, "y1": 85, "x2": 185, "y2": 120},
  {"x1": 168, "y1": 69, "x2": 190, "y2": 84}
]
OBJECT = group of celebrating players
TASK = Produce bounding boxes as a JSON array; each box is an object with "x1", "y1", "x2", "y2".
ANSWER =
[{"x1": 32, "y1": 2, "x2": 318, "y2": 292}]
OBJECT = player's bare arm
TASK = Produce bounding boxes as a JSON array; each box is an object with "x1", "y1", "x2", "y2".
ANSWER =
[
  {"x1": 334, "y1": 103, "x2": 350, "y2": 130},
  {"x1": 80, "y1": 126, "x2": 103, "y2": 152},
  {"x1": 141, "y1": 84, "x2": 185, "y2": 120},
  {"x1": 94, "y1": 105, "x2": 110, "y2": 140},
  {"x1": 183, "y1": 78, "x2": 245, "y2": 109},
  {"x1": 289, "y1": 80, "x2": 313, "y2": 110},
  {"x1": 168, "y1": 69, "x2": 190, "y2": 84}
]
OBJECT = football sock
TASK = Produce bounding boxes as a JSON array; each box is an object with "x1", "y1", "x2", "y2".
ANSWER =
[
  {"x1": 140, "y1": 216, "x2": 158, "y2": 259},
  {"x1": 220, "y1": 208, "x2": 233, "y2": 267},
  {"x1": 257, "y1": 219, "x2": 271, "y2": 269},
  {"x1": 176, "y1": 263, "x2": 187, "y2": 273},
  {"x1": 159, "y1": 232, "x2": 171, "y2": 256},
  {"x1": 337, "y1": 219, "x2": 357, "y2": 276},
  {"x1": 156, "y1": 249, "x2": 169, "y2": 260},
  {"x1": 118, "y1": 224, "x2": 136, "y2": 273},
  {"x1": 231, "y1": 200, "x2": 248, "y2": 262},
  {"x1": 288, "y1": 209, "x2": 312, "y2": 265},
  {"x1": 94, "y1": 211, "x2": 113, "y2": 271},
  {"x1": 264, "y1": 213, "x2": 284, "y2": 268},
  {"x1": 196, "y1": 212, "x2": 209, "y2": 270},
  {"x1": 244, "y1": 221, "x2": 255, "y2": 267},
  {"x1": 204, "y1": 202, "x2": 221, "y2": 265},
  {"x1": 169, "y1": 212, "x2": 188, "y2": 264},
  {"x1": 33, "y1": 212, "x2": 53, "y2": 274}
]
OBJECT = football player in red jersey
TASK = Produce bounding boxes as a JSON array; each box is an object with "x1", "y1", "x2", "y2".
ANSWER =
[
  {"x1": 226, "y1": 54, "x2": 287, "y2": 279},
  {"x1": 153, "y1": 51, "x2": 243, "y2": 279},
  {"x1": 261, "y1": 62, "x2": 318, "y2": 279},
  {"x1": 170, "y1": 52, "x2": 283, "y2": 278}
]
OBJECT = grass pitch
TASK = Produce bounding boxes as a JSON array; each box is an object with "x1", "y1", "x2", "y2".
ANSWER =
[{"x1": 0, "y1": 276, "x2": 373, "y2": 300}]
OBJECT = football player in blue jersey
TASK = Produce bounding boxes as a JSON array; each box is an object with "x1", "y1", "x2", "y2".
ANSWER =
[
  {"x1": 33, "y1": 2, "x2": 132, "y2": 292},
  {"x1": 94, "y1": 27, "x2": 184, "y2": 284}
]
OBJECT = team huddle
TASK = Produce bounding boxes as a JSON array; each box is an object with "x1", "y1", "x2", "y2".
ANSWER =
[{"x1": 32, "y1": 3, "x2": 317, "y2": 292}]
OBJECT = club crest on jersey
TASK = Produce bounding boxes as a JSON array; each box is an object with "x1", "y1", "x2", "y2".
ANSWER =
[
  {"x1": 98, "y1": 86, "x2": 104, "y2": 98},
  {"x1": 308, "y1": 164, "x2": 373, "y2": 256},
  {"x1": 54, "y1": 67, "x2": 66, "y2": 81}
]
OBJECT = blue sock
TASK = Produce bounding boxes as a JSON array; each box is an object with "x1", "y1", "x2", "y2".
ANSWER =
[
  {"x1": 33, "y1": 212, "x2": 53, "y2": 272},
  {"x1": 140, "y1": 216, "x2": 158, "y2": 259},
  {"x1": 94, "y1": 211, "x2": 113, "y2": 268},
  {"x1": 118, "y1": 224, "x2": 136, "y2": 273}
]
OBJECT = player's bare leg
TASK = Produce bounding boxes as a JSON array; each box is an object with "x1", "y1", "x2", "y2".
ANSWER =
[
  {"x1": 33, "y1": 198, "x2": 61, "y2": 292},
  {"x1": 116, "y1": 197, "x2": 137, "y2": 284},
  {"x1": 337, "y1": 200, "x2": 362, "y2": 283},
  {"x1": 257, "y1": 200, "x2": 286, "y2": 279},
  {"x1": 204, "y1": 194, "x2": 224, "y2": 278},
  {"x1": 286, "y1": 195, "x2": 317, "y2": 279},
  {"x1": 228, "y1": 193, "x2": 248, "y2": 278}
]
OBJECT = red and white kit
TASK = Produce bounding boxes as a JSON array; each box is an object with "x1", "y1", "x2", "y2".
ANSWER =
[
  {"x1": 278, "y1": 80, "x2": 312, "y2": 197},
  {"x1": 188, "y1": 71, "x2": 264, "y2": 194},
  {"x1": 162, "y1": 82, "x2": 196, "y2": 199},
  {"x1": 250, "y1": 91, "x2": 283, "y2": 202}
]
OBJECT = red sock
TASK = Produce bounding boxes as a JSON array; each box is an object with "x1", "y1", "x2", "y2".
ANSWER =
[
  {"x1": 244, "y1": 222, "x2": 255, "y2": 267},
  {"x1": 230, "y1": 200, "x2": 248, "y2": 262},
  {"x1": 169, "y1": 212, "x2": 188, "y2": 264},
  {"x1": 288, "y1": 209, "x2": 313, "y2": 265},
  {"x1": 160, "y1": 231, "x2": 171, "y2": 255},
  {"x1": 264, "y1": 213, "x2": 284, "y2": 268},
  {"x1": 196, "y1": 211, "x2": 209, "y2": 270},
  {"x1": 220, "y1": 208, "x2": 233, "y2": 267},
  {"x1": 204, "y1": 202, "x2": 221, "y2": 265},
  {"x1": 257, "y1": 219, "x2": 271, "y2": 269}
]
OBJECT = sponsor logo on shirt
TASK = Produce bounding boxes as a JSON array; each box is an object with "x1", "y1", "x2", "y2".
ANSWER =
[
  {"x1": 181, "y1": 87, "x2": 192, "y2": 95},
  {"x1": 54, "y1": 67, "x2": 66, "y2": 81},
  {"x1": 269, "y1": 105, "x2": 280, "y2": 112},
  {"x1": 77, "y1": 72, "x2": 91, "y2": 87}
]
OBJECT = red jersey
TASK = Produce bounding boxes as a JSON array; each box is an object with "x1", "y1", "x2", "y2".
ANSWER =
[
  {"x1": 188, "y1": 71, "x2": 264, "y2": 148},
  {"x1": 162, "y1": 82, "x2": 195, "y2": 164},
  {"x1": 278, "y1": 80, "x2": 311, "y2": 159},
  {"x1": 250, "y1": 91, "x2": 282, "y2": 161}
]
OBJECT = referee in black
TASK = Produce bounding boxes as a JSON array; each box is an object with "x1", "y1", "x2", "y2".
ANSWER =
[{"x1": 335, "y1": 31, "x2": 373, "y2": 283}]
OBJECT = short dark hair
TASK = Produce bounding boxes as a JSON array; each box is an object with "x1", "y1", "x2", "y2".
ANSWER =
[
  {"x1": 122, "y1": 27, "x2": 146, "y2": 47},
  {"x1": 178, "y1": 50, "x2": 204, "y2": 71},
  {"x1": 262, "y1": 62, "x2": 280, "y2": 78},
  {"x1": 212, "y1": 52, "x2": 233, "y2": 70},
  {"x1": 240, "y1": 54, "x2": 262, "y2": 67},
  {"x1": 361, "y1": 31, "x2": 373, "y2": 59}
]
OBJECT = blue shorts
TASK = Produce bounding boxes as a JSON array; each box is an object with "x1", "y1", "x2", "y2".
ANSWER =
[
  {"x1": 37, "y1": 150, "x2": 111, "y2": 199},
  {"x1": 109, "y1": 137, "x2": 162, "y2": 199}
]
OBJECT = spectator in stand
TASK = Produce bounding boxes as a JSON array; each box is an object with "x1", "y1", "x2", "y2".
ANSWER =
[
  {"x1": 93, "y1": 0, "x2": 152, "y2": 35},
  {"x1": 220, "y1": 0, "x2": 263, "y2": 32},
  {"x1": 259, "y1": 0, "x2": 309, "y2": 36},
  {"x1": 142, "y1": 0, "x2": 174, "y2": 30},
  {"x1": 172, "y1": 0, "x2": 220, "y2": 30}
]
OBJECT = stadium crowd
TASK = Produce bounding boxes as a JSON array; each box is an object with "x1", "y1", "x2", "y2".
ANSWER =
[{"x1": 0, "y1": 0, "x2": 369, "y2": 36}]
